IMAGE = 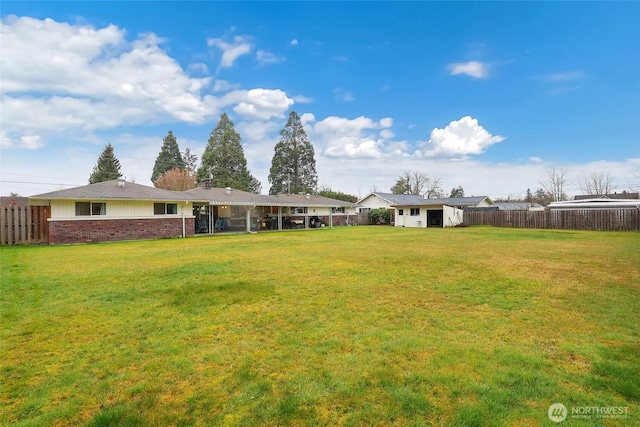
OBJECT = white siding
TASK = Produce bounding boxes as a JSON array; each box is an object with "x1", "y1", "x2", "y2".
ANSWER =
[
  {"x1": 443, "y1": 205, "x2": 464, "y2": 227},
  {"x1": 394, "y1": 204, "x2": 463, "y2": 228},
  {"x1": 50, "y1": 200, "x2": 194, "y2": 219},
  {"x1": 358, "y1": 195, "x2": 393, "y2": 210}
]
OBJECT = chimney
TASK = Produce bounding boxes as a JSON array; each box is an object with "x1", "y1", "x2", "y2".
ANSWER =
[
  {"x1": 117, "y1": 177, "x2": 126, "y2": 188},
  {"x1": 225, "y1": 187, "x2": 232, "y2": 196}
]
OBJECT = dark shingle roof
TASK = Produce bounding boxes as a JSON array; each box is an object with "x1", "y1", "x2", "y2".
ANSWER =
[
  {"x1": 30, "y1": 180, "x2": 201, "y2": 202},
  {"x1": 359, "y1": 192, "x2": 425, "y2": 205},
  {"x1": 187, "y1": 188, "x2": 359, "y2": 207},
  {"x1": 391, "y1": 196, "x2": 492, "y2": 207},
  {"x1": 187, "y1": 187, "x2": 283, "y2": 205}
]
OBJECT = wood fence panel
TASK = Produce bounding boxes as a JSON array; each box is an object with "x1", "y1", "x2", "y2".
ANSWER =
[
  {"x1": 0, "y1": 206, "x2": 50, "y2": 245},
  {"x1": 464, "y1": 209, "x2": 639, "y2": 231}
]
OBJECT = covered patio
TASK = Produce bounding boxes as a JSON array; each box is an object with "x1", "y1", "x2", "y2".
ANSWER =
[{"x1": 187, "y1": 185, "x2": 360, "y2": 235}]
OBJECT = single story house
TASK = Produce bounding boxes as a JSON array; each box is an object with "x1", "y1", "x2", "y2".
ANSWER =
[
  {"x1": 29, "y1": 179, "x2": 361, "y2": 244},
  {"x1": 29, "y1": 178, "x2": 205, "y2": 244}
]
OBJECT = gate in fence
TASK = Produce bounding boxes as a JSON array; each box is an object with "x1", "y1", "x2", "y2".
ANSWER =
[{"x1": 1, "y1": 206, "x2": 50, "y2": 245}]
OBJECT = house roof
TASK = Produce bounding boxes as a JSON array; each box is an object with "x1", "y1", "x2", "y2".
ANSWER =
[
  {"x1": 187, "y1": 187, "x2": 359, "y2": 207},
  {"x1": 574, "y1": 193, "x2": 639, "y2": 200},
  {"x1": 358, "y1": 192, "x2": 426, "y2": 206},
  {"x1": 392, "y1": 196, "x2": 493, "y2": 207},
  {"x1": 494, "y1": 202, "x2": 545, "y2": 211},
  {"x1": 548, "y1": 198, "x2": 640, "y2": 210},
  {"x1": 29, "y1": 179, "x2": 202, "y2": 202},
  {"x1": 187, "y1": 187, "x2": 283, "y2": 206},
  {"x1": 273, "y1": 193, "x2": 360, "y2": 207}
]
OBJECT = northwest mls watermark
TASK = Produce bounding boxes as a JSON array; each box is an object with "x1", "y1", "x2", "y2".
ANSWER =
[{"x1": 548, "y1": 403, "x2": 629, "y2": 423}]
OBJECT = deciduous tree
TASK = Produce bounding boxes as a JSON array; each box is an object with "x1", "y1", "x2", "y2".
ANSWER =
[
  {"x1": 391, "y1": 170, "x2": 443, "y2": 198},
  {"x1": 268, "y1": 111, "x2": 318, "y2": 195},
  {"x1": 539, "y1": 167, "x2": 569, "y2": 202},
  {"x1": 154, "y1": 167, "x2": 197, "y2": 191},
  {"x1": 89, "y1": 143, "x2": 122, "y2": 184},
  {"x1": 579, "y1": 171, "x2": 614, "y2": 196}
]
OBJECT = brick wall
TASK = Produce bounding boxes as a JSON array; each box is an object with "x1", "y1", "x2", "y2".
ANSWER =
[{"x1": 49, "y1": 217, "x2": 195, "y2": 244}]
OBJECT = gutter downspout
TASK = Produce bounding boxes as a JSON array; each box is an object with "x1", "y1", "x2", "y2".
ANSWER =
[{"x1": 182, "y1": 201, "x2": 188, "y2": 238}]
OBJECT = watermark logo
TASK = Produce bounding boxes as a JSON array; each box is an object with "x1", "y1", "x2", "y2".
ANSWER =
[
  {"x1": 548, "y1": 403, "x2": 568, "y2": 423},
  {"x1": 548, "y1": 403, "x2": 629, "y2": 422}
]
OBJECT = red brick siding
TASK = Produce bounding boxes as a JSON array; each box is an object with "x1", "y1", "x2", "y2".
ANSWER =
[{"x1": 49, "y1": 217, "x2": 194, "y2": 244}]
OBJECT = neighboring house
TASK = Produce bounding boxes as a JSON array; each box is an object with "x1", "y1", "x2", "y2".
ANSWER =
[
  {"x1": 29, "y1": 178, "x2": 204, "y2": 244},
  {"x1": 548, "y1": 198, "x2": 640, "y2": 211},
  {"x1": 574, "y1": 192, "x2": 639, "y2": 201},
  {"x1": 392, "y1": 200, "x2": 464, "y2": 228},
  {"x1": 425, "y1": 196, "x2": 494, "y2": 210},
  {"x1": 357, "y1": 193, "x2": 426, "y2": 212}
]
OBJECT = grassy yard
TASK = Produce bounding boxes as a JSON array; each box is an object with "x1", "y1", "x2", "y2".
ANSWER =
[{"x1": 1, "y1": 226, "x2": 639, "y2": 426}]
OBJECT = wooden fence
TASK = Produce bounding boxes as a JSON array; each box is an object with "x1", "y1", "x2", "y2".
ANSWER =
[
  {"x1": 1, "y1": 206, "x2": 50, "y2": 245},
  {"x1": 463, "y1": 209, "x2": 640, "y2": 231}
]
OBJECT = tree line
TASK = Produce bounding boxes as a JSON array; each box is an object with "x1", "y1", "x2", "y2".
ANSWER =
[
  {"x1": 88, "y1": 111, "x2": 318, "y2": 195},
  {"x1": 88, "y1": 115, "x2": 625, "y2": 204}
]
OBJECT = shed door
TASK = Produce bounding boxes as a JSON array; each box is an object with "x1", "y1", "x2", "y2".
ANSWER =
[{"x1": 427, "y1": 210, "x2": 443, "y2": 227}]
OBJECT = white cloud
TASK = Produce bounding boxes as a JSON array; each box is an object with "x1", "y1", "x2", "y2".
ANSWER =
[
  {"x1": 421, "y1": 116, "x2": 504, "y2": 159},
  {"x1": 448, "y1": 61, "x2": 489, "y2": 79},
  {"x1": 207, "y1": 35, "x2": 252, "y2": 68},
  {"x1": 333, "y1": 88, "x2": 355, "y2": 102},
  {"x1": 380, "y1": 129, "x2": 395, "y2": 139},
  {"x1": 290, "y1": 39, "x2": 299, "y2": 46},
  {"x1": 0, "y1": 16, "x2": 223, "y2": 149},
  {"x1": 232, "y1": 88, "x2": 294, "y2": 121},
  {"x1": 188, "y1": 62, "x2": 209, "y2": 74},
  {"x1": 310, "y1": 115, "x2": 396, "y2": 159},
  {"x1": 212, "y1": 80, "x2": 240, "y2": 92},
  {"x1": 256, "y1": 50, "x2": 284, "y2": 65},
  {"x1": 300, "y1": 113, "x2": 316, "y2": 126},
  {"x1": 293, "y1": 94, "x2": 313, "y2": 103},
  {"x1": 544, "y1": 71, "x2": 584, "y2": 82}
]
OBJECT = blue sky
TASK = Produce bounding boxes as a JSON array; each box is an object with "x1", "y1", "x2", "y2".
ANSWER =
[{"x1": 1, "y1": 1, "x2": 639, "y2": 199}]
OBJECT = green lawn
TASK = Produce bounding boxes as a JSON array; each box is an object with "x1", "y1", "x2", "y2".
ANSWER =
[{"x1": 1, "y1": 226, "x2": 639, "y2": 426}]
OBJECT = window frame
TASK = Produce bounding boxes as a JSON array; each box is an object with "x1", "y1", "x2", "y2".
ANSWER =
[
  {"x1": 410, "y1": 208, "x2": 420, "y2": 216},
  {"x1": 75, "y1": 201, "x2": 106, "y2": 216},
  {"x1": 154, "y1": 202, "x2": 179, "y2": 215}
]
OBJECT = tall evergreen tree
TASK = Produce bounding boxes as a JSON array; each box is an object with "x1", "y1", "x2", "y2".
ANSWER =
[
  {"x1": 268, "y1": 111, "x2": 318, "y2": 195},
  {"x1": 152, "y1": 130, "x2": 185, "y2": 183},
  {"x1": 197, "y1": 113, "x2": 252, "y2": 191},
  {"x1": 89, "y1": 143, "x2": 122, "y2": 184}
]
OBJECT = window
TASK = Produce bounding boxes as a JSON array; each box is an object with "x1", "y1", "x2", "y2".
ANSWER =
[
  {"x1": 75, "y1": 202, "x2": 106, "y2": 216},
  {"x1": 410, "y1": 208, "x2": 420, "y2": 216},
  {"x1": 332, "y1": 207, "x2": 345, "y2": 213},
  {"x1": 398, "y1": 209, "x2": 404, "y2": 216},
  {"x1": 292, "y1": 207, "x2": 307, "y2": 214},
  {"x1": 154, "y1": 203, "x2": 178, "y2": 215}
]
